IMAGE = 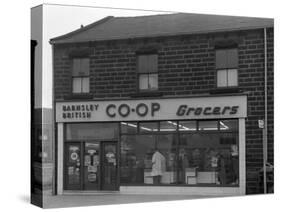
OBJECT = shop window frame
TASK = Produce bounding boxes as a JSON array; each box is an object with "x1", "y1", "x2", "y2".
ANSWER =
[{"x1": 119, "y1": 119, "x2": 240, "y2": 187}]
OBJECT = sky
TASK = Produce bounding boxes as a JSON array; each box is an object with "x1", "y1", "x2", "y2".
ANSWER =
[{"x1": 31, "y1": 4, "x2": 172, "y2": 108}]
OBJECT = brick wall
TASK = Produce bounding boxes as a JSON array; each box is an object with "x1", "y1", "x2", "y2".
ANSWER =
[
  {"x1": 53, "y1": 28, "x2": 274, "y2": 194},
  {"x1": 238, "y1": 29, "x2": 274, "y2": 193}
]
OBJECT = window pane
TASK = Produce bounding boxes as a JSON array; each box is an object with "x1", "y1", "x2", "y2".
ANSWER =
[
  {"x1": 80, "y1": 58, "x2": 90, "y2": 75},
  {"x1": 155, "y1": 134, "x2": 178, "y2": 184},
  {"x1": 139, "y1": 74, "x2": 148, "y2": 90},
  {"x1": 219, "y1": 120, "x2": 238, "y2": 131},
  {"x1": 72, "y1": 59, "x2": 81, "y2": 76},
  {"x1": 227, "y1": 49, "x2": 238, "y2": 68},
  {"x1": 72, "y1": 78, "x2": 82, "y2": 93},
  {"x1": 198, "y1": 121, "x2": 218, "y2": 131},
  {"x1": 179, "y1": 133, "x2": 239, "y2": 185},
  {"x1": 120, "y1": 134, "x2": 178, "y2": 185},
  {"x1": 160, "y1": 121, "x2": 177, "y2": 132},
  {"x1": 217, "y1": 69, "x2": 227, "y2": 87},
  {"x1": 216, "y1": 49, "x2": 227, "y2": 69},
  {"x1": 138, "y1": 55, "x2": 148, "y2": 73},
  {"x1": 179, "y1": 121, "x2": 197, "y2": 131},
  {"x1": 66, "y1": 144, "x2": 81, "y2": 186},
  {"x1": 120, "y1": 135, "x2": 156, "y2": 184},
  {"x1": 227, "y1": 69, "x2": 238, "y2": 86},
  {"x1": 121, "y1": 122, "x2": 138, "y2": 134},
  {"x1": 82, "y1": 77, "x2": 90, "y2": 93},
  {"x1": 66, "y1": 123, "x2": 119, "y2": 140},
  {"x1": 138, "y1": 55, "x2": 158, "y2": 73},
  {"x1": 148, "y1": 74, "x2": 158, "y2": 90},
  {"x1": 139, "y1": 122, "x2": 158, "y2": 133},
  {"x1": 148, "y1": 55, "x2": 158, "y2": 73}
]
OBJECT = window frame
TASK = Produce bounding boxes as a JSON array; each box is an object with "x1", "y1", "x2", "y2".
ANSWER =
[
  {"x1": 119, "y1": 119, "x2": 240, "y2": 187},
  {"x1": 71, "y1": 58, "x2": 90, "y2": 94},
  {"x1": 215, "y1": 48, "x2": 239, "y2": 88},
  {"x1": 137, "y1": 53, "x2": 159, "y2": 92}
]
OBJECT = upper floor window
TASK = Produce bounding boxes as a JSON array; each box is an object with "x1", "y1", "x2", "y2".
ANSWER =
[
  {"x1": 216, "y1": 48, "x2": 238, "y2": 87},
  {"x1": 137, "y1": 54, "x2": 158, "y2": 91},
  {"x1": 72, "y1": 58, "x2": 90, "y2": 93}
]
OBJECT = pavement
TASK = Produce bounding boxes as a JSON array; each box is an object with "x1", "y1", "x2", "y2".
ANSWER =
[{"x1": 43, "y1": 194, "x2": 217, "y2": 208}]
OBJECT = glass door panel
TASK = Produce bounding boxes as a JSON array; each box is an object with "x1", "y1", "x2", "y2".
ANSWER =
[
  {"x1": 83, "y1": 142, "x2": 100, "y2": 190},
  {"x1": 64, "y1": 143, "x2": 81, "y2": 190},
  {"x1": 101, "y1": 142, "x2": 118, "y2": 190}
]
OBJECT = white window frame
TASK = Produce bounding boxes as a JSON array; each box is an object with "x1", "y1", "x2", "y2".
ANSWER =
[
  {"x1": 217, "y1": 68, "x2": 238, "y2": 87},
  {"x1": 72, "y1": 58, "x2": 90, "y2": 94},
  {"x1": 137, "y1": 54, "x2": 158, "y2": 91},
  {"x1": 216, "y1": 49, "x2": 238, "y2": 88}
]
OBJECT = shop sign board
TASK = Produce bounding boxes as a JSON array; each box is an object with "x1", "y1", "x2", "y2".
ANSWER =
[{"x1": 56, "y1": 95, "x2": 247, "y2": 122}]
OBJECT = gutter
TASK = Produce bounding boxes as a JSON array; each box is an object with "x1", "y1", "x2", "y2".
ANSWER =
[{"x1": 263, "y1": 27, "x2": 268, "y2": 194}]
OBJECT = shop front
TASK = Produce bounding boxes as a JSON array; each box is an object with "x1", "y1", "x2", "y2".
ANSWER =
[{"x1": 56, "y1": 95, "x2": 247, "y2": 195}]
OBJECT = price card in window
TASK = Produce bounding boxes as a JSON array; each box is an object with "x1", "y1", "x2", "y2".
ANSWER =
[
  {"x1": 68, "y1": 167, "x2": 74, "y2": 175},
  {"x1": 88, "y1": 165, "x2": 97, "y2": 173},
  {"x1": 93, "y1": 155, "x2": 99, "y2": 165},
  {"x1": 88, "y1": 173, "x2": 96, "y2": 182},
  {"x1": 84, "y1": 155, "x2": 91, "y2": 166},
  {"x1": 88, "y1": 149, "x2": 96, "y2": 155}
]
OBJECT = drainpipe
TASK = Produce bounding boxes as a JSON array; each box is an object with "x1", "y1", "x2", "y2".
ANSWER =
[{"x1": 263, "y1": 27, "x2": 268, "y2": 194}]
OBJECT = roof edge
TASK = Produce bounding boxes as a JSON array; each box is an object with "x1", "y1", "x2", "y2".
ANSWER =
[
  {"x1": 50, "y1": 16, "x2": 114, "y2": 44},
  {"x1": 50, "y1": 25, "x2": 274, "y2": 45}
]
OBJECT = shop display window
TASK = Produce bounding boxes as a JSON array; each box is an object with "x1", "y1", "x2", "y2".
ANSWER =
[{"x1": 120, "y1": 119, "x2": 239, "y2": 187}]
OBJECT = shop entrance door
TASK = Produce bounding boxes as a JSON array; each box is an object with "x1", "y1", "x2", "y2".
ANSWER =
[
  {"x1": 64, "y1": 141, "x2": 118, "y2": 191},
  {"x1": 101, "y1": 142, "x2": 118, "y2": 190},
  {"x1": 64, "y1": 142, "x2": 82, "y2": 190}
]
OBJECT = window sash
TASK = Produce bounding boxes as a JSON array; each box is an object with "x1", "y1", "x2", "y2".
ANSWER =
[
  {"x1": 72, "y1": 76, "x2": 90, "y2": 93},
  {"x1": 217, "y1": 69, "x2": 227, "y2": 87},
  {"x1": 139, "y1": 74, "x2": 149, "y2": 90},
  {"x1": 72, "y1": 77, "x2": 81, "y2": 93},
  {"x1": 137, "y1": 54, "x2": 158, "y2": 73},
  {"x1": 72, "y1": 58, "x2": 90, "y2": 93},
  {"x1": 216, "y1": 50, "x2": 228, "y2": 69},
  {"x1": 138, "y1": 73, "x2": 158, "y2": 90},
  {"x1": 227, "y1": 49, "x2": 238, "y2": 68},
  {"x1": 216, "y1": 49, "x2": 238, "y2": 69},
  {"x1": 227, "y1": 69, "x2": 238, "y2": 86},
  {"x1": 72, "y1": 58, "x2": 90, "y2": 77},
  {"x1": 217, "y1": 69, "x2": 238, "y2": 87},
  {"x1": 137, "y1": 54, "x2": 158, "y2": 91},
  {"x1": 148, "y1": 73, "x2": 158, "y2": 90}
]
